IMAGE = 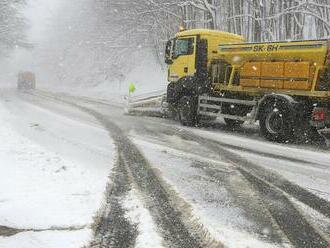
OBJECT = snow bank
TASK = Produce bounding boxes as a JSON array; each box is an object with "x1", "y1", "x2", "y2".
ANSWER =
[{"x1": 0, "y1": 96, "x2": 114, "y2": 247}]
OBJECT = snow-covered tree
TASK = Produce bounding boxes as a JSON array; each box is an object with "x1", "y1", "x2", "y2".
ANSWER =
[
  {"x1": 0, "y1": 0, "x2": 28, "y2": 56},
  {"x1": 182, "y1": 0, "x2": 330, "y2": 41},
  {"x1": 37, "y1": 0, "x2": 183, "y2": 86},
  {"x1": 100, "y1": 0, "x2": 183, "y2": 65},
  {"x1": 35, "y1": 0, "x2": 330, "y2": 87}
]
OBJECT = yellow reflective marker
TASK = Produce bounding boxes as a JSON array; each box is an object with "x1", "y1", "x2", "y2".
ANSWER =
[{"x1": 129, "y1": 83, "x2": 136, "y2": 94}]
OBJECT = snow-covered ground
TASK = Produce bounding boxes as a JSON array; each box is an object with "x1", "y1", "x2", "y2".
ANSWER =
[
  {"x1": 131, "y1": 136, "x2": 284, "y2": 248},
  {"x1": 0, "y1": 91, "x2": 115, "y2": 247},
  {"x1": 1, "y1": 88, "x2": 329, "y2": 248},
  {"x1": 122, "y1": 188, "x2": 164, "y2": 248},
  {"x1": 38, "y1": 50, "x2": 167, "y2": 106},
  {"x1": 189, "y1": 128, "x2": 330, "y2": 201}
]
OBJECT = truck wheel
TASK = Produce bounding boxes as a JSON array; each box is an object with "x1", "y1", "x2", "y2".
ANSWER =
[
  {"x1": 259, "y1": 100, "x2": 294, "y2": 142},
  {"x1": 165, "y1": 103, "x2": 178, "y2": 120},
  {"x1": 178, "y1": 96, "x2": 198, "y2": 126},
  {"x1": 224, "y1": 118, "x2": 244, "y2": 128}
]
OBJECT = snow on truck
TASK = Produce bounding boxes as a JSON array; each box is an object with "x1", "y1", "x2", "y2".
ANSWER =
[{"x1": 164, "y1": 29, "x2": 330, "y2": 142}]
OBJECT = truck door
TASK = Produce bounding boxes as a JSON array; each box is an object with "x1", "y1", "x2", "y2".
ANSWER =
[
  {"x1": 210, "y1": 60, "x2": 233, "y2": 86},
  {"x1": 169, "y1": 36, "x2": 196, "y2": 82}
]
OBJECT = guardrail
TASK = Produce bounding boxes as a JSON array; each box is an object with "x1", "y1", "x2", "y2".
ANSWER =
[
  {"x1": 129, "y1": 89, "x2": 166, "y2": 102},
  {"x1": 126, "y1": 90, "x2": 166, "y2": 114}
]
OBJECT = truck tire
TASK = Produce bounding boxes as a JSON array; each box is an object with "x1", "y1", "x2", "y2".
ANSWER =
[
  {"x1": 178, "y1": 96, "x2": 198, "y2": 126},
  {"x1": 165, "y1": 103, "x2": 178, "y2": 120},
  {"x1": 259, "y1": 100, "x2": 294, "y2": 142},
  {"x1": 224, "y1": 118, "x2": 244, "y2": 128}
]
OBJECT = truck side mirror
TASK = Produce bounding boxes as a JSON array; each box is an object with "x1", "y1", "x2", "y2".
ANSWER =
[
  {"x1": 165, "y1": 40, "x2": 173, "y2": 64},
  {"x1": 165, "y1": 58, "x2": 173, "y2": 64}
]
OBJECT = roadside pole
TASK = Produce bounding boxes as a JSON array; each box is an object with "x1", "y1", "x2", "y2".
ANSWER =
[{"x1": 126, "y1": 83, "x2": 136, "y2": 113}]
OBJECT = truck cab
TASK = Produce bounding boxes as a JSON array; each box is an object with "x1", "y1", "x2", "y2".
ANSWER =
[
  {"x1": 165, "y1": 29, "x2": 244, "y2": 106},
  {"x1": 165, "y1": 29, "x2": 244, "y2": 83}
]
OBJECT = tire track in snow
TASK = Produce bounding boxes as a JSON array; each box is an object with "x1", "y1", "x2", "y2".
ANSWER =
[
  {"x1": 137, "y1": 125, "x2": 330, "y2": 215},
  {"x1": 89, "y1": 154, "x2": 138, "y2": 248},
  {"x1": 134, "y1": 123, "x2": 330, "y2": 247},
  {"x1": 18, "y1": 91, "x2": 138, "y2": 248},
  {"x1": 84, "y1": 108, "x2": 219, "y2": 248},
  {"x1": 134, "y1": 125, "x2": 329, "y2": 246},
  {"x1": 162, "y1": 127, "x2": 330, "y2": 248},
  {"x1": 29, "y1": 92, "x2": 223, "y2": 248},
  {"x1": 150, "y1": 125, "x2": 329, "y2": 169},
  {"x1": 32, "y1": 90, "x2": 329, "y2": 167},
  {"x1": 151, "y1": 125, "x2": 330, "y2": 217},
  {"x1": 29, "y1": 91, "x2": 330, "y2": 247}
]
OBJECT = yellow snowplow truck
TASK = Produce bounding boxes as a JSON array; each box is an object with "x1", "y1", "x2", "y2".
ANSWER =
[
  {"x1": 165, "y1": 29, "x2": 330, "y2": 142},
  {"x1": 17, "y1": 72, "x2": 36, "y2": 90}
]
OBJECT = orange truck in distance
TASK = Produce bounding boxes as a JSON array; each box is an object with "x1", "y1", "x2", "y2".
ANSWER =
[{"x1": 17, "y1": 72, "x2": 36, "y2": 90}]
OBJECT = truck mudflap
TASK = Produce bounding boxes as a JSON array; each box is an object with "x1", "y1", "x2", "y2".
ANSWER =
[{"x1": 318, "y1": 128, "x2": 330, "y2": 147}]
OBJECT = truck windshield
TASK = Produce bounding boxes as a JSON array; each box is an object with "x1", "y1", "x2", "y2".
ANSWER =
[{"x1": 173, "y1": 38, "x2": 194, "y2": 58}]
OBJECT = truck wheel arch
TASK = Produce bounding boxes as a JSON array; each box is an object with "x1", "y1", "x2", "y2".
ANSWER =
[
  {"x1": 256, "y1": 94, "x2": 298, "y2": 121},
  {"x1": 257, "y1": 94, "x2": 298, "y2": 142}
]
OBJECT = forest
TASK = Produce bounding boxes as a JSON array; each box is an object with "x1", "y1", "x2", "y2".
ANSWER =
[
  {"x1": 2, "y1": 0, "x2": 330, "y2": 86},
  {"x1": 0, "y1": 0, "x2": 28, "y2": 56}
]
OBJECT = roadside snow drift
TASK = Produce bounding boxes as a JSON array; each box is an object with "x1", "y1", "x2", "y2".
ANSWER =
[{"x1": 0, "y1": 93, "x2": 114, "y2": 247}]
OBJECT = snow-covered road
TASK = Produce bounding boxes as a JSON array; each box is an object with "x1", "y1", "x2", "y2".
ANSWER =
[
  {"x1": 0, "y1": 90, "x2": 114, "y2": 247},
  {"x1": 0, "y1": 89, "x2": 329, "y2": 248}
]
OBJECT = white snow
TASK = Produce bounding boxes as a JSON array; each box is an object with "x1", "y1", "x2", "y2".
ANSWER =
[
  {"x1": 0, "y1": 92, "x2": 114, "y2": 247},
  {"x1": 187, "y1": 127, "x2": 330, "y2": 201},
  {"x1": 131, "y1": 136, "x2": 282, "y2": 248},
  {"x1": 1, "y1": 87, "x2": 328, "y2": 248},
  {"x1": 190, "y1": 127, "x2": 330, "y2": 167},
  {"x1": 228, "y1": 148, "x2": 330, "y2": 201},
  {"x1": 122, "y1": 188, "x2": 164, "y2": 248},
  {"x1": 0, "y1": 230, "x2": 91, "y2": 248}
]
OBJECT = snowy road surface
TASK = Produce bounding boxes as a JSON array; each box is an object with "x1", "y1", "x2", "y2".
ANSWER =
[
  {"x1": 0, "y1": 89, "x2": 329, "y2": 248},
  {"x1": 0, "y1": 89, "x2": 114, "y2": 247}
]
